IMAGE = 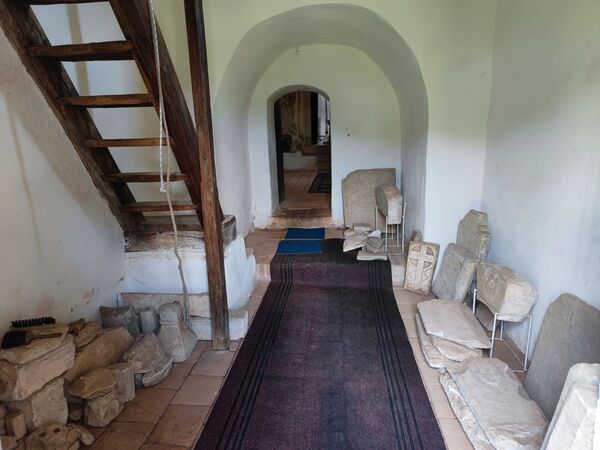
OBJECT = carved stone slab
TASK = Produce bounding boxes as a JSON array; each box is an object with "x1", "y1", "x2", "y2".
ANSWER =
[
  {"x1": 432, "y1": 243, "x2": 478, "y2": 302},
  {"x1": 375, "y1": 185, "x2": 403, "y2": 224},
  {"x1": 404, "y1": 241, "x2": 440, "y2": 295},
  {"x1": 476, "y1": 263, "x2": 538, "y2": 321},
  {"x1": 456, "y1": 210, "x2": 491, "y2": 260},
  {"x1": 342, "y1": 169, "x2": 395, "y2": 229},
  {"x1": 524, "y1": 294, "x2": 600, "y2": 418}
]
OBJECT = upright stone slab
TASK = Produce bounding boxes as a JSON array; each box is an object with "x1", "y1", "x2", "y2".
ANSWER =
[
  {"x1": 476, "y1": 263, "x2": 538, "y2": 321},
  {"x1": 6, "y1": 377, "x2": 68, "y2": 432},
  {"x1": 100, "y1": 305, "x2": 140, "y2": 337},
  {"x1": 0, "y1": 336, "x2": 75, "y2": 402},
  {"x1": 432, "y1": 243, "x2": 478, "y2": 302},
  {"x1": 342, "y1": 169, "x2": 395, "y2": 229},
  {"x1": 524, "y1": 294, "x2": 600, "y2": 418},
  {"x1": 456, "y1": 210, "x2": 491, "y2": 260},
  {"x1": 156, "y1": 302, "x2": 196, "y2": 362},
  {"x1": 404, "y1": 241, "x2": 440, "y2": 295},
  {"x1": 64, "y1": 327, "x2": 133, "y2": 383}
]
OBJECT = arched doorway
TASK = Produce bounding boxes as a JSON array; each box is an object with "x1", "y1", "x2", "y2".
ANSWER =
[{"x1": 273, "y1": 89, "x2": 331, "y2": 218}]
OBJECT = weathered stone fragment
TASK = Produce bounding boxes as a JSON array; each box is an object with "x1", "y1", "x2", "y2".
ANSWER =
[
  {"x1": 72, "y1": 322, "x2": 102, "y2": 350},
  {"x1": 108, "y1": 363, "x2": 135, "y2": 403},
  {"x1": 24, "y1": 422, "x2": 79, "y2": 450},
  {"x1": 0, "y1": 325, "x2": 69, "y2": 365},
  {"x1": 432, "y1": 243, "x2": 478, "y2": 302},
  {"x1": 375, "y1": 185, "x2": 403, "y2": 224},
  {"x1": 0, "y1": 436, "x2": 16, "y2": 450},
  {"x1": 456, "y1": 209, "x2": 491, "y2": 260},
  {"x1": 138, "y1": 307, "x2": 159, "y2": 334},
  {"x1": 70, "y1": 424, "x2": 94, "y2": 446},
  {"x1": 5, "y1": 412, "x2": 25, "y2": 439},
  {"x1": 430, "y1": 335, "x2": 482, "y2": 363},
  {"x1": 477, "y1": 263, "x2": 538, "y2": 321},
  {"x1": 356, "y1": 250, "x2": 387, "y2": 261},
  {"x1": 6, "y1": 378, "x2": 67, "y2": 432},
  {"x1": 418, "y1": 299, "x2": 490, "y2": 349},
  {"x1": 68, "y1": 402, "x2": 83, "y2": 421},
  {"x1": 404, "y1": 241, "x2": 440, "y2": 295},
  {"x1": 0, "y1": 336, "x2": 75, "y2": 402},
  {"x1": 142, "y1": 355, "x2": 174, "y2": 387},
  {"x1": 100, "y1": 306, "x2": 140, "y2": 337},
  {"x1": 342, "y1": 168, "x2": 396, "y2": 229},
  {"x1": 157, "y1": 303, "x2": 196, "y2": 362},
  {"x1": 343, "y1": 234, "x2": 366, "y2": 252},
  {"x1": 84, "y1": 390, "x2": 123, "y2": 427},
  {"x1": 0, "y1": 404, "x2": 7, "y2": 435},
  {"x1": 68, "y1": 319, "x2": 85, "y2": 334},
  {"x1": 68, "y1": 368, "x2": 116, "y2": 400},
  {"x1": 64, "y1": 327, "x2": 133, "y2": 383},
  {"x1": 122, "y1": 333, "x2": 164, "y2": 374},
  {"x1": 365, "y1": 237, "x2": 385, "y2": 253}
]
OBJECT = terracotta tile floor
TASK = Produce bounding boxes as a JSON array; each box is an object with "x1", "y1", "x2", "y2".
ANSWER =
[
  {"x1": 88, "y1": 228, "x2": 526, "y2": 449},
  {"x1": 277, "y1": 170, "x2": 331, "y2": 215}
]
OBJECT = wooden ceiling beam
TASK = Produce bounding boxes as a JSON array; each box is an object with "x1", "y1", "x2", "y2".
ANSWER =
[
  {"x1": 29, "y1": 40, "x2": 133, "y2": 61},
  {"x1": 59, "y1": 94, "x2": 154, "y2": 108}
]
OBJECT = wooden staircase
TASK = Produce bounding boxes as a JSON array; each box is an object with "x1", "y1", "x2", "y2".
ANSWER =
[{"x1": 0, "y1": 0, "x2": 205, "y2": 232}]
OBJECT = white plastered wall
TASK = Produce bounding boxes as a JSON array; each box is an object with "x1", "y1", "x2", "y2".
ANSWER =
[
  {"x1": 0, "y1": 30, "x2": 125, "y2": 331},
  {"x1": 482, "y1": 0, "x2": 600, "y2": 351},
  {"x1": 249, "y1": 45, "x2": 402, "y2": 227}
]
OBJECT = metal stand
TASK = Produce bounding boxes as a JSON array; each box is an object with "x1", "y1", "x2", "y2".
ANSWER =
[
  {"x1": 472, "y1": 288, "x2": 533, "y2": 372},
  {"x1": 375, "y1": 202, "x2": 406, "y2": 255}
]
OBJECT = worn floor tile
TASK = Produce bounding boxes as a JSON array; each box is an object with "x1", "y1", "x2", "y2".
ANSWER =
[
  {"x1": 393, "y1": 288, "x2": 421, "y2": 305},
  {"x1": 154, "y1": 363, "x2": 194, "y2": 390},
  {"x1": 184, "y1": 341, "x2": 209, "y2": 364},
  {"x1": 140, "y1": 445, "x2": 187, "y2": 450},
  {"x1": 146, "y1": 405, "x2": 210, "y2": 447},
  {"x1": 90, "y1": 431, "x2": 147, "y2": 450},
  {"x1": 229, "y1": 340, "x2": 240, "y2": 352},
  {"x1": 427, "y1": 384, "x2": 456, "y2": 419},
  {"x1": 171, "y1": 375, "x2": 222, "y2": 406},
  {"x1": 115, "y1": 388, "x2": 175, "y2": 424},
  {"x1": 438, "y1": 418, "x2": 474, "y2": 450},
  {"x1": 192, "y1": 351, "x2": 234, "y2": 377},
  {"x1": 107, "y1": 421, "x2": 155, "y2": 437}
]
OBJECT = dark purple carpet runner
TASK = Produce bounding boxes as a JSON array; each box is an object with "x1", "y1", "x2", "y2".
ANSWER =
[{"x1": 196, "y1": 239, "x2": 445, "y2": 449}]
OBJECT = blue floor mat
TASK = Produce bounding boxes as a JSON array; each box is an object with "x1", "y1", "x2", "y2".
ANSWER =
[
  {"x1": 276, "y1": 239, "x2": 323, "y2": 254},
  {"x1": 284, "y1": 228, "x2": 325, "y2": 240}
]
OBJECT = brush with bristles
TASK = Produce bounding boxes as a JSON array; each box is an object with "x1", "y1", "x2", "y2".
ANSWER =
[
  {"x1": 11, "y1": 317, "x2": 56, "y2": 329},
  {"x1": 1, "y1": 329, "x2": 63, "y2": 349}
]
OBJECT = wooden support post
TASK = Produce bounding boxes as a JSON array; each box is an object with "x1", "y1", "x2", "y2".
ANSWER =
[{"x1": 185, "y1": 0, "x2": 230, "y2": 350}]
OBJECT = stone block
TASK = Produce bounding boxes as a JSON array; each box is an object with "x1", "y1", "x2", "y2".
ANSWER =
[
  {"x1": 356, "y1": 250, "x2": 387, "y2": 261},
  {"x1": 342, "y1": 168, "x2": 395, "y2": 229},
  {"x1": 4, "y1": 412, "x2": 25, "y2": 440},
  {"x1": 524, "y1": 294, "x2": 600, "y2": 418},
  {"x1": 432, "y1": 243, "x2": 478, "y2": 302},
  {"x1": 375, "y1": 185, "x2": 403, "y2": 224},
  {"x1": 456, "y1": 209, "x2": 491, "y2": 260},
  {"x1": 0, "y1": 336, "x2": 75, "y2": 402},
  {"x1": 404, "y1": 241, "x2": 440, "y2": 295},
  {"x1": 142, "y1": 355, "x2": 174, "y2": 388},
  {"x1": 24, "y1": 422, "x2": 79, "y2": 450},
  {"x1": 190, "y1": 309, "x2": 247, "y2": 341},
  {"x1": 100, "y1": 306, "x2": 140, "y2": 338},
  {"x1": 121, "y1": 293, "x2": 210, "y2": 319},
  {"x1": 6, "y1": 377, "x2": 67, "y2": 432},
  {"x1": 138, "y1": 307, "x2": 159, "y2": 334},
  {"x1": 72, "y1": 321, "x2": 102, "y2": 350},
  {"x1": 64, "y1": 327, "x2": 133, "y2": 383},
  {"x1": 157, "y1": 303, "x2": 197, "y2": 363},
  {"x1": 84, "y1": 390, "x2": 123, "y2": 427},
  {"x1": 0, "y1": 325, "x2": 69, "y2": 366},
  {"x1": 68, "y1": 368, "x2": 116, "y2": 400},
  {"x1": 108, "y1": 363, "x2": 135, "y2": 403},
  {"x1": 0, "y1": 436, "x2": 16, "y2": 450},
  {"x1": 122, "y1": 333, "x2": 164, "y2": 374},
  {"x1": 477, "y1": 262, "x2": 538, "y2": 321}
]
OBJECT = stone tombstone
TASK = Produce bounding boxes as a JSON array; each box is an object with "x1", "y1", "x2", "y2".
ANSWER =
[
  {"x1": 157, "y1": 302, "x2": 197, "y2": 363},
  {"x1": 524, "y1": 294, "x2": 600, "y2": 419},
  {"x1": 100, "y1": 305, "x2": 140, "y2": 337},
  {"x1": 404, "y1": 241, "x2": 440, "y2": 295},
  {"x1": 64, "y1": 327, "x2": 133, "y2": 383},
  {"x1": 476, "y1": 263, "x2": 538, "y2": 321},
  {"x1": 432, "y1": 243, "x2": 478, "y2": 302},
  {"x1": 456, "y1": 209, "x2": 491, "y2": 260},
  {"x1": 342, "y1": 169, "x2": 396, "y2": 229}
]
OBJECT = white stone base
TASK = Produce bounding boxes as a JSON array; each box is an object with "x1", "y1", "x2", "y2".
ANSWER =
[{"x1": 190, "y1": 309, "x2": 249, "y2": 341}]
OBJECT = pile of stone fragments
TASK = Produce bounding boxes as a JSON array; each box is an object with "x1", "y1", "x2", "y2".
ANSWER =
[{"x1": 0, "y1": 301, "x2": 196, "y2": 449}]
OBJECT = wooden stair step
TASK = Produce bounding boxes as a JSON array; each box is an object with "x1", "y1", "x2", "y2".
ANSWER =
[
  {"x1": 106, "y1": 172, "x2": 187, "y2": 183},
  {"x1": 59, "y1": 94, "x2": 154, "y2": 108},
  {"x1": 29, "y1": 40, "x2": 133, "y2": 61},
  {"x1": 85, "y1": 138, "x2": 167, "y2": 148},
  {"x1": 122, "y1": 202, "x2": 198, "y2": 213}
]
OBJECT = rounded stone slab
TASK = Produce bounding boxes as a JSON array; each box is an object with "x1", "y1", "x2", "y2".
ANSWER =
[
  {"x1": 142, "y1": 355, "x2": 174, "y2": 387},
  {"x1": 404, "y1": 241, "x2": 440, "y2": 295},
  {"x1": 0, "y1": 324, "x2": 69, "y2": 365},
  {"x1": 476, "y1": 262, "x2": 538, "y2": 321},
  {"x1": 418, "y1": 299, "x2": 490, "y2": 349},
  {"x1": 122, "y1": 333, "x2": 165, "y2": 374},
  {"x1": 68, "y1": 368, "x2": 117, "y2": 400}
]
